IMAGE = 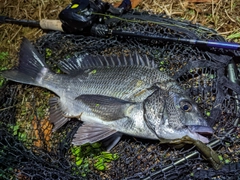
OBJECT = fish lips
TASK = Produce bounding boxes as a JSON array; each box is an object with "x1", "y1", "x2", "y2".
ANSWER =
[
  {"x1": 187, "y1": 125, "x2": 213, "y2": 143},
  {"x1": 187, "y1": 125, "x2": 214, "y2": 135}
]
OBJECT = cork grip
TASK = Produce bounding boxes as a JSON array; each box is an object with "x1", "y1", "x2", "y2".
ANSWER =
[{"x1": 40, "y1": 19, "x2": 63, "y2": 31}]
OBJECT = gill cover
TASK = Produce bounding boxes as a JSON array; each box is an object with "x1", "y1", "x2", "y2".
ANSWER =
[{"x1": 143, "y1": 88, "x2": 174, "y2": 137}]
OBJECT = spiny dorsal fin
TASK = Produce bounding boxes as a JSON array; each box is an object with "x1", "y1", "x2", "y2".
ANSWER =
[{"x1": 58, "y1": 52, "x2": 157, "y2": 75}]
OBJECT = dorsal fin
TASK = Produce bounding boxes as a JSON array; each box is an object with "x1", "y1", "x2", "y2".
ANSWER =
[{"x1": 58, "y1": 52, "x2": 157, "y2": 75}]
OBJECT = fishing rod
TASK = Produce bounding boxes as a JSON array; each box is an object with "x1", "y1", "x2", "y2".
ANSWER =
[
  {"x1": 91, "y1": 24, "x2": 240, "y2": 51},
  {"x1": 1, "y1": 0, "x2": 240, "y2": 51}
]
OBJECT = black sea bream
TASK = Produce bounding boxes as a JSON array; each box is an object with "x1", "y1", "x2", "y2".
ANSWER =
[{"x1": 2, "y1": 38, "x2": 213, "y2": 150}]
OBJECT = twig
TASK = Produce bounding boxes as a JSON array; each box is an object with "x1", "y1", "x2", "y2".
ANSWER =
[
  {"x1": 218, "y1": 30, "x2": 234, "y2": 35},
  {"x1": 0, "y1": 105, "x2": 15, "y2": 111},
  {"x1": 225, "y1": 9, "x2": 236, "y2": 23},
  {"x1": 10, "y1": 26, "x2": 22, "y2": 42}
]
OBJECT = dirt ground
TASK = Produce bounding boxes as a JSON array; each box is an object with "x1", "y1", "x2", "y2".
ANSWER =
[{"x1": 0, "y1": 0, "x2": 239, "y2": 63}]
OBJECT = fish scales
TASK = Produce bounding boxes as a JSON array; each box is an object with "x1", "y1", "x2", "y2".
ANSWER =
[
  {"x1": 2, "y1": 38, "x2": 214, "y2": 150},
  {"x1": 43, "y1": 65, "x2": 173, "y2": 103}
]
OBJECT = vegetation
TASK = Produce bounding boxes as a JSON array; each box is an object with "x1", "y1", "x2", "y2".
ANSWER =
[
  {"x1": 71, "y1": 143, "x2": 119, "y2": 176},
  {"x1": 0, "y1": 52, "x2": 9, "y2": 87}
]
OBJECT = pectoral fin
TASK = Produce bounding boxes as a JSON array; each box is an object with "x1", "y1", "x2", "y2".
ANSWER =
[
  {"x1": 75, "y1": 94, "x2": 134, "y2": 121},
  {"x1": 72, "y1": 122, "x2": 119, "y2": 147}
]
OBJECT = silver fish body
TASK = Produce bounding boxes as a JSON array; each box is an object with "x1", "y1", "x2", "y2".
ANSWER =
[{"x1": 2, "y1": 38, "x2": 213, "y2": 150}]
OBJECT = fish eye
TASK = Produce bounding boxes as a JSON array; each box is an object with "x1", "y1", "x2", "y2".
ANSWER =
[{"x1": 180, "y1": 101, "x2": 192, "y2": 112}]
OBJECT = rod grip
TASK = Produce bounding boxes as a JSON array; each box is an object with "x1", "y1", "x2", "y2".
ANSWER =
[{"x1": 39, "y1": 19, "x2": 63, "y2": 32}]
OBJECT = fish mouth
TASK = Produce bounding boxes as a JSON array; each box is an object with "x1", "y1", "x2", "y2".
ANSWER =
[
  {"x1": 188, "y1": 125, "x2": 214, "y2": 135},
  {"x1": 187, "y1": 125, "x2": 213, "y2": 143}
]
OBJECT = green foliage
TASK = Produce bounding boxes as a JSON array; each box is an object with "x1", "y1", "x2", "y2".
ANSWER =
[
  {"x1": 0, "y1": 76, "x2": 5, "y2": 87},
  {"x1": 0, "y1": 168, "x2": 15, "y2": 179},
  {"x1": 12, "y1": 125, "x2": 20, "y2": 136},
  {"x1": 45, "y1": 48, "x2": 52, "y2": 58},
  {"x1": 0, "y1": 52, "x2": 9, "y2": 87},
  {"x1": 8, "y1": 124, "x2": 28, "y2": 142},
  {"x1": 65, "y1": 54, "x2": 71, "y2": 59},
  {"x1": 71, "y1": 143, "x2": 119, "y2": 176},
  {"x1": 218, "y1": 154, "x2": 231, "y2": 164},
  {"x1": 205, "y1": 111, "x2": 211, "y2": 117},
  {"x1": 227, "y1": 32, "x2": 240, "y2": 40},
  {"x1": 218, "y1": 155, "x2": 223, "y2": 161},
  {"x1": 36, "y1": 106, "x2": 46, "y2": 119},
  {"x1": 90, "y1": 69, "x2": 97, "y2": 74},
  {"x1": 93, "y1": 151, "x2": 119, "y2": 171},
  {"x1": 0, "y1": 52, "x2": 8, "y2": 61}
]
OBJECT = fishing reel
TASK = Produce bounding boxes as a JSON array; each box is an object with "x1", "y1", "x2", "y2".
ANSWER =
[{"x1": 59, "y1": 0, "x2": 131, "y2": 34}]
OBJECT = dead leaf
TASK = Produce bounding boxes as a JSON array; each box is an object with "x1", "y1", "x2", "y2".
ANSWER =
[{"x1": 32, "y1": 116, "x2": 52, "y2": 150}]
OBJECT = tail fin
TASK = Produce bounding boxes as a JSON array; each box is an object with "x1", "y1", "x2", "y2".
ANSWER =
[{"x1": 2, "y1": 37, "x2": 49, "y2": 86}]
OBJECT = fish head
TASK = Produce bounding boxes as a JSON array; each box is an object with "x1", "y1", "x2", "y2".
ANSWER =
[{"x1": 143, "y1": 88, "x2": 213, "y2": 143}]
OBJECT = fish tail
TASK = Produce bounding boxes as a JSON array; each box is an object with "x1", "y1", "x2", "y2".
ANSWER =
[{"x1": 2, "y1": 37, "x2": 50, "y2": 86}]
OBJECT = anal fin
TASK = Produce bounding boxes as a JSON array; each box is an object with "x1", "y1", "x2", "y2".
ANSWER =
[
  {"x1": 72, "y1": 122, "x2": 118, "y2": 147},
  {"x1": 49, "y1": 97, "x2": 70, "y2": 131}
]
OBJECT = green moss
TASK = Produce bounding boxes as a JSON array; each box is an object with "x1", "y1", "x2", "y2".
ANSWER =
[
  {"x1": 18, "y1": 132, "x2": 28, "y2": 142},
  {"x1": 159, "y1": 67, "x2": 165, "y2": 72},
  {"x1": 56, "y1": 68, "x2": 61, "y2": 74},
  {"x1": 225, "y1": 142, "x2": 230, "y2": 147},
  {"x1": 8, "y1": 124, "x2": 28, "y2": 142},
  {"x1": 93, "y1": 151, "x2": 119, "y2": 171},
  {"x1": 36, "y1": 106, "x2": 45, "y2": 119},
  {"x1": 90, "y1": 69, "x2": 97, "y2": 74},
  {"x1": 45, "y1": 48, "x2": 52, "y2": 58},
  {"x1": 71, "y1": 143, "x2": 119, "y2": 176},
  {"x1": 159, "y1": 61, "x2": 165, "y2": 65},
  {"x1": 218, "y1": 155, "x2": 223, "y2": 161},
  {"x1": 224, "y1": 159, "x2": 231, "y2": 164},
  {"x1": 12, "y1": 125, "x2": 20, "y2": 136},
  {"x1": 0, "y1": 76, "x2": 5, "y2": 87},
  {"x1": 0, "y1": 52, "x2": 8, "y2": 61},
  {"x1": 91, "y1": 142, "x2": 101, "y2": 148},
  {"x1": 0, "y1": 52, "x2": 9, "y2": 87},
  {"x1": 205, "y1": 111, "x2": 211, "y2": 117},
  {"x1": 71, "y1": 146, "x2": 81, "y2": 156},
  {"x1": 65, "y1": 54, "x2": 71, "y2": 59}
]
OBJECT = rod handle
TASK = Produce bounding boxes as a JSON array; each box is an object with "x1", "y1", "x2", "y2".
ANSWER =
[{"x1": 39, "y1": 19, "x2": 63, "y2": 32}]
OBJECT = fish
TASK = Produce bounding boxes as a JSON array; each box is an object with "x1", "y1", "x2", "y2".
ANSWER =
[{"x1": 2, "y1": 38, "x2": 213, "y2": 150}]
